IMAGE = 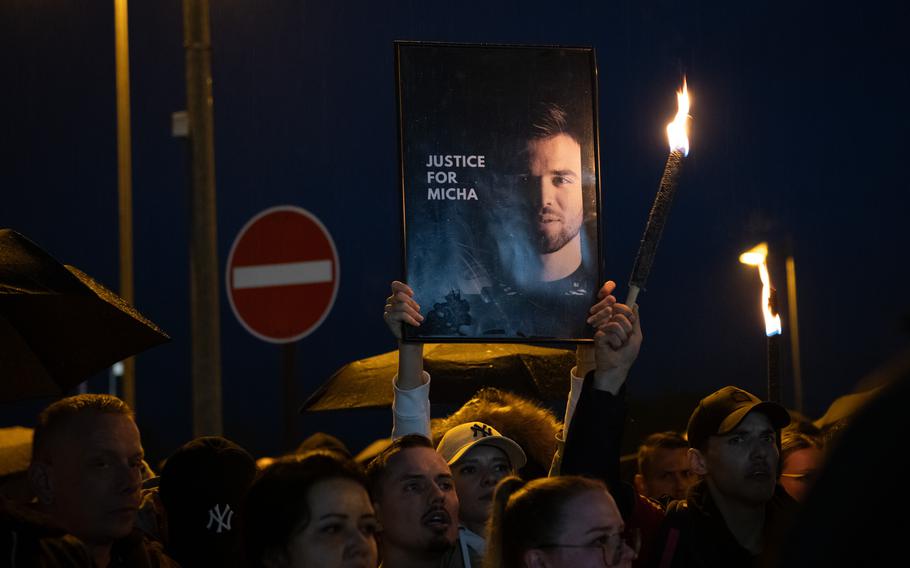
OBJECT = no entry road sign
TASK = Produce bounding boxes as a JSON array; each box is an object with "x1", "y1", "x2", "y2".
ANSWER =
[{"x1": 226, "y1": 206, "x2": 339, "y2": 343}]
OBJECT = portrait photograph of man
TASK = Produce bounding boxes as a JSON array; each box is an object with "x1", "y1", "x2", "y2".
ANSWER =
[{"x1": 397, "y1": 43, "x2": 601, "y2": 341}]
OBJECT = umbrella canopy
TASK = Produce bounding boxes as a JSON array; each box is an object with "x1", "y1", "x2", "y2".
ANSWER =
[
  {"x1": 300, "y1": 343, "x2": 576, "y2": 412},
  {"x1": 0, "y1": 229, "x2": 170, "y2": 402},
  {"x1": 813, "y1": 387, "x2": 883, "y2": 431},
  {"x1": 0, "y1": 426, "x2": 33, "y2": 478}
]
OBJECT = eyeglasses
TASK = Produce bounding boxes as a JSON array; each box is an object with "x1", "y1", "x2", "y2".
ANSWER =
[
  {"x1": 780, "y1": 471, "x2": 819, "y2": 484},
  {"x1": 538, "y1": 528, "x2": 641, "y2": 566}
]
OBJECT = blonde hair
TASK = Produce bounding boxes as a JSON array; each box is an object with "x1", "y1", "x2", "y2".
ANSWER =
[{"x1": 484, "y1": 475, "x2": 606, "y2": 568}]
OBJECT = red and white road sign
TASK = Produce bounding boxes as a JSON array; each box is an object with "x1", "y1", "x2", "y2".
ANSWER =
[{"x1": 226, "y1": 206, "x2": 339, "y2": 343}]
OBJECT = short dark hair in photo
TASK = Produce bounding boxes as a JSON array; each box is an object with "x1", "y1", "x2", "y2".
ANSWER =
[{"x1": 527, "y1": 101, "x2": 584, "y2": 147}]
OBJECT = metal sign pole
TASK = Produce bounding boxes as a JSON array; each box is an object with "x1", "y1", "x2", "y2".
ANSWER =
[{"x1": 184, "y1": 0, "x2": 223, "y2": 436}]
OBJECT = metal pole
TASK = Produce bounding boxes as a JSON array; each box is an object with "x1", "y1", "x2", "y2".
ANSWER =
[
  {"x1": 184, "y1": 0, "x2": 223, "y2": 435},
  {"x1": 114, "y1": 0, "x2": 136, "y2": 410},
  {"x1": 282, "y1": 344, "x2": 298, "y2": 452},
  {"x1": 786, "y1": 256, "x2": 803, "y2": 412}
]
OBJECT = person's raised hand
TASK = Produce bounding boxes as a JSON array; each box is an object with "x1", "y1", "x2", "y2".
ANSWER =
[
  {"x1": 577, "y1": 281, "x2": 617, "y2": 376},
  {"x1": 586, "y1": 280, "x2": 617, "y2": 330},
  {"x1": 592, "y1": 304, "x2": 643, "y2": 392},
  {"x1": 383, "y1": 280, "x2": 424, "y2": 340}
]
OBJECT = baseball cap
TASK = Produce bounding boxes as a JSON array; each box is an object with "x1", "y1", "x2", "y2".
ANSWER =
[
  {"x1": 159, "y1": 436, "x2": 257, "y2": 567},
  {"x1": 686, "y1": 386, "x2": 790, "y2": 450},
  {"x1": 436, "y1": 422, "x2": 527, "y2": 469}
]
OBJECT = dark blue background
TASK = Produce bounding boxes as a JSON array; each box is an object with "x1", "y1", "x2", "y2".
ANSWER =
[{"x1": 3, "y1": 0, "x2": 908, "y2": 463}]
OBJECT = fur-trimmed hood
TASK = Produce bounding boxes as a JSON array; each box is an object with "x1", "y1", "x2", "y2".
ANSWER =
[{"x1": 430, "y1": 387, "x2": 562, "y2": 480}]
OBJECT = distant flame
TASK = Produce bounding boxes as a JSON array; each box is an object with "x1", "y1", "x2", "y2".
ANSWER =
[
  {"x1": 667, "y1": 78, "x2": 690, "y2": 156},
  {"x1": 739, "y1": 242, "x2": 782, "y2": 336}
]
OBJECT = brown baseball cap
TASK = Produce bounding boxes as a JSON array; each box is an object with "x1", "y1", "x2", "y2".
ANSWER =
[{"x1": 686, "y1": 386, "x2": 790, "y2": 449}]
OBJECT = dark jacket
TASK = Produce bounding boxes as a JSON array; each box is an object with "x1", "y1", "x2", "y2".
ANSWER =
[
  {"x1": 560, "y1": 373, "x2": 665, "y2": 567},
  {"x1": 651, "y1": 480, "x2": 798, "y2": 568},
  {"x1": 107, "y1": 530, "x2": 180, "y2": 568},
  {"x1": 0, "y1": 497, "x2": 91, "y2": 567},
  {"x1": 1, "y1": 497, "x2": 179, "y2": 568}
]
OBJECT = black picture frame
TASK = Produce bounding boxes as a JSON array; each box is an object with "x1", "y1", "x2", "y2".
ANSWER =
[{"x1": 396, "y1": 41, "x2": 603, "y2": 343}]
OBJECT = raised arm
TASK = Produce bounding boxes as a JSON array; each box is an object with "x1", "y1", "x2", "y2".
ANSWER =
[
  {"x1": 563, "y1": 281, "x2": 642, "y2": 428},
  {"x1": 561, "y1": 280, "x2": 642, "y2": 496},
  {"x1": 383, "y1": 280, "x2": 431, "y2": 439},
  {"x1": 589, "y1": 290, "x2": 642, "y2": 394}
]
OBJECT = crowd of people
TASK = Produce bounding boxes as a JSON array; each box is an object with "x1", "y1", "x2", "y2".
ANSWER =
[{"x1": 0, "y1": 276, "x2": 899, "y2": 567}]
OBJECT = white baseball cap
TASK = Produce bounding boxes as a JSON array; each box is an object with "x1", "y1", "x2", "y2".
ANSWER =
[{"x1": 436, "y1": 422, "x2": 527, "y2": 469}]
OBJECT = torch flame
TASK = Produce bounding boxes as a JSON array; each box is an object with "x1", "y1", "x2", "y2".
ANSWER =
[
  {"x1": 739, "y1": 242, "x2": 782, "y2": 337},
  {"x1": 667, "y1": 78, "x2": 690, "y2": 156}
]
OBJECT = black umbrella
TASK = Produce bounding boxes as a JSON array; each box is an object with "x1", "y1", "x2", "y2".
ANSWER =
[
  {"x1": 300, "y1": 342, "x2": 576, "y2": 412},
  {"x1": 0, "y1": 229, "x2": 170, "y2": 402}
]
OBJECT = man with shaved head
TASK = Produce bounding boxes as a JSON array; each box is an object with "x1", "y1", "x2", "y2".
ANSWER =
[{"x1": 27, "y1": 394, "x2": 174, "y2": 567}]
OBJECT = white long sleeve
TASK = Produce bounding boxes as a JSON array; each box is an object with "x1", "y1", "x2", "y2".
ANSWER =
[{"x1": 391, "y1": 371, "x2": 432, "y2": 439}]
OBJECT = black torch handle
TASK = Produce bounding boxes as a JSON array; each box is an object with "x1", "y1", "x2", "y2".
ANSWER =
[
  {"x1": 767, "y1": 287, "x2": 782, "y2": 403},
  {"x1": 628, "y1": 149, "x2": 685, "y2": 301},
  {"x1": 768, "y1": 334, "x2": 781, "y2": 403}
]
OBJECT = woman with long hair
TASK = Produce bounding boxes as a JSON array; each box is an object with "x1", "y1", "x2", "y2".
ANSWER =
[{"x1": 484, "y1": 475, "x2": 638, "y2": 568}]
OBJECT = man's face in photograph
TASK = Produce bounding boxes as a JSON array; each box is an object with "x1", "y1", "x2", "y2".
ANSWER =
[{"x1": 525, "y1": 133, "x2": 584, "y2": 254}]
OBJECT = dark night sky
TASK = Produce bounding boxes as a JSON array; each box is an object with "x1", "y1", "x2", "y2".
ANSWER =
[{"x1": 2, "y1": 0, "x2": 908, "y2": 462}]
